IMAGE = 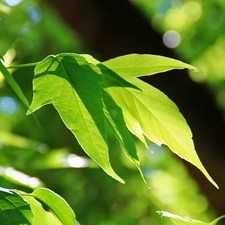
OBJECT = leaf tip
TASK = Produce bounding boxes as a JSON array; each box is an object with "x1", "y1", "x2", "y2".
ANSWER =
[
  {"x1": 214, "y1": 182, "x2": 219, "y2": 189},
  {"x1": 201, "y1": 167, "x2": 219, "y2": 189},
  {"x1": 114, "y1": 173, "x2": 125, "y2": 184},
  {"x1": 210, "y1": 215, "x2": 225, "y2": 225},
  {"x1": 118, "y1": 177, "x2": 125, "y2": 184},
  {"x1": 188, "y1": 67, "x2": 200, "y2": 73}
]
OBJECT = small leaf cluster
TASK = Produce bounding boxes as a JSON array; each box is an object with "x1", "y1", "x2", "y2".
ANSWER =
[
  {"x1": 26, "y1": 53, "x2": 216, "y2": 187},
  {"x1": 0, "y1": 187, "x2": 78, "y2": 225},
  {"x1": 0, "y1": 53, "x2": 220, "y2": 224}
]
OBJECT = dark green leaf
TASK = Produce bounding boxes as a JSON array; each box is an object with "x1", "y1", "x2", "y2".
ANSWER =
[
  {"x1": 103, "y1": 90, "x2": 138, "y2": 162},
  {"x1": 0, "y1": 187, "x2": 32, "y2": 225}
]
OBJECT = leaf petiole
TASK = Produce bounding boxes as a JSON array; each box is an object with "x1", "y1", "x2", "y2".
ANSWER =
[
  {"x1": 7, "y1": 62, "x2": 38, "y2": 69},
  {"x1": 0, "y1": 60, "x2": 41, "y2": 128}
]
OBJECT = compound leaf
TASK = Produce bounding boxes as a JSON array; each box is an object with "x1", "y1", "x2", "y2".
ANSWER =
[
  {"x1": 102, "y1": 54, "x2": 218, "y2": 188},
  {"x1": 28, "y1": 53, "x2": 217, "y2": 188},
  {"x1": 28, "y1": 53, "x2": 124, "y2": 183}
]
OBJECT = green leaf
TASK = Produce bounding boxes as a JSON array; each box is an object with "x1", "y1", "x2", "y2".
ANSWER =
[
  {"x1": 102, "y1": 90, "x2": 148, "y2": 186},
  {"x1": 97, "y1": 64, "x2": 147, "y2": 145},
  {"x1": 102, "y1": 54, "x2": 218, "y2": 188},
  {"x1": 157, "y1": 211, "x2": 225, "y2": 225},
  {"x1": 18, "y1": 192, "x2": 63, "y2": 225},
  {"x1": 102, "y1": 53, "x2": 199, "y2": 77},
  {"x1": 0, "y1": 187, "x2": 33, "y2": 225},
  {"x1": 81, "y1": 53, "x2": 100, "y2": 65},
  {"x1": 209, "y1": 215, "x2": 225, "y2": 225},
  {"x1": 27, "y1": 53, "x2": 217, "y2": 187},
  {"x1": 98, "y1": 63, "x2": 148, "y2": 184},
  {"x1": 28, "y1": 53, "x2": 124, "y2": 183},
  {"x1": 31, "y1": 188, "x2": 74, "y2": 225},
  {"x1": 97, "y1": 63, "x2": 140, "y2": 90},
  {"x1": 103, "y1": 90, "x2": 138, "y2": 162}
]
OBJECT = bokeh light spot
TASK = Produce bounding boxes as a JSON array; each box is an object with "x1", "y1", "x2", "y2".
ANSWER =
[
  {"x1": 0, "y1": 96, "x2": 17, "y2": 115},
  {"x1": 155, "y1": 0, "x2": 172, "y2": 14},
  {"x1": 163, "y1": 30, "x2": 181, "y2": 48},
  {"x1": 27, "y1": 6, "x2": 42, "y2": 24},
  {"x1": 3, "y1": 0, "x2": 23, "y2": 7},
  {"x1": 147, "y1": 144, "x2": 165, "y2": 164},
  {"x1": 164, "y1": 8, "x2": 188, "y2": 31},
  {"x1": 184, "y1": 1, "x2": 202, "y2": 22},
  {"x1": 67, "y1": 154, "x2": 89, "y2": 168}
]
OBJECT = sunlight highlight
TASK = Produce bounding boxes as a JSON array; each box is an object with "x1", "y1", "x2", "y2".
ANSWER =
[
  {"x1": 3, "y1": 0, "x2": 23, "y2": 7},
  {"x1": 67, "y1": 154, "x2": 89, "y2": 168},
  {"x1": 2, "y1": 167, "x2": 43, "y2": 189},
  {"x1": 0, "y1": 96, "x2": 17, "y2": 115}
]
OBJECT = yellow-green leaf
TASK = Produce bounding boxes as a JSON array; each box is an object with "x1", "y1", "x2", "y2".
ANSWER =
[
  {"x1": 157, "y1": 211, "x2": 225, "y2": 225},
  {"x1": 28, "y1": 53, "x2": 124, "y2": 183},
  {"x1": 102, "y1": 53, "x2": 199, "y2": 77},
  {"x1": 102, "y1": 54, "x2": 218, "y2": 188}
]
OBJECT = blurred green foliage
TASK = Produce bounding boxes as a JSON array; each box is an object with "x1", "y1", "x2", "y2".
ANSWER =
[
  {"x1": 132, "y1": 0, "x2": 225, "y2": 123},
  {"x1": 0, "y1": 0, "x2": 221, "y2": 224}
]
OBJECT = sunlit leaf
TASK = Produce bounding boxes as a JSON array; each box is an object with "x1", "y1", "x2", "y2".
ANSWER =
[
  {"x1": 157, "y1": 211, "x2": 225, "y2": 225},
  {"x1": 81, "y1": 53, "x2": 100, "y2": 65},
  {"x1": 102, "y1": 90, "x2": 148, "y2": 186},
  {"x1": 27, "y1": 52, "x2": 217, "y2": 188},
  {"x1": 28, "y1": 53, "x2": 124, "y2": 183},
  {"x1": 31, "y1": 188, "x2": 75, "y2": 225},
  {"x1": 102, "y1": 54, "x2": 218, "y2": 188},
  {"x1": 102, "y1": 53, "x2": 199, "y2": 77},
  {"x1": 18, "y1": 192, "x2": 63, "y2": 225},
  {"x1": 0, "y1": 187, "x2": 33, "y2": 225},
  {"x1": 98, "y1": 64, "x2": 146, "y2": 145}
]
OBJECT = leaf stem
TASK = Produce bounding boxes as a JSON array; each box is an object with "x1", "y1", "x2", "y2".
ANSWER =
[
  {"x1": 7, "y1": 62, "x2": 38, "y2": 69},
  {"x1": 0, "y1": 60, "x2": 41, "y2": 128}
]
